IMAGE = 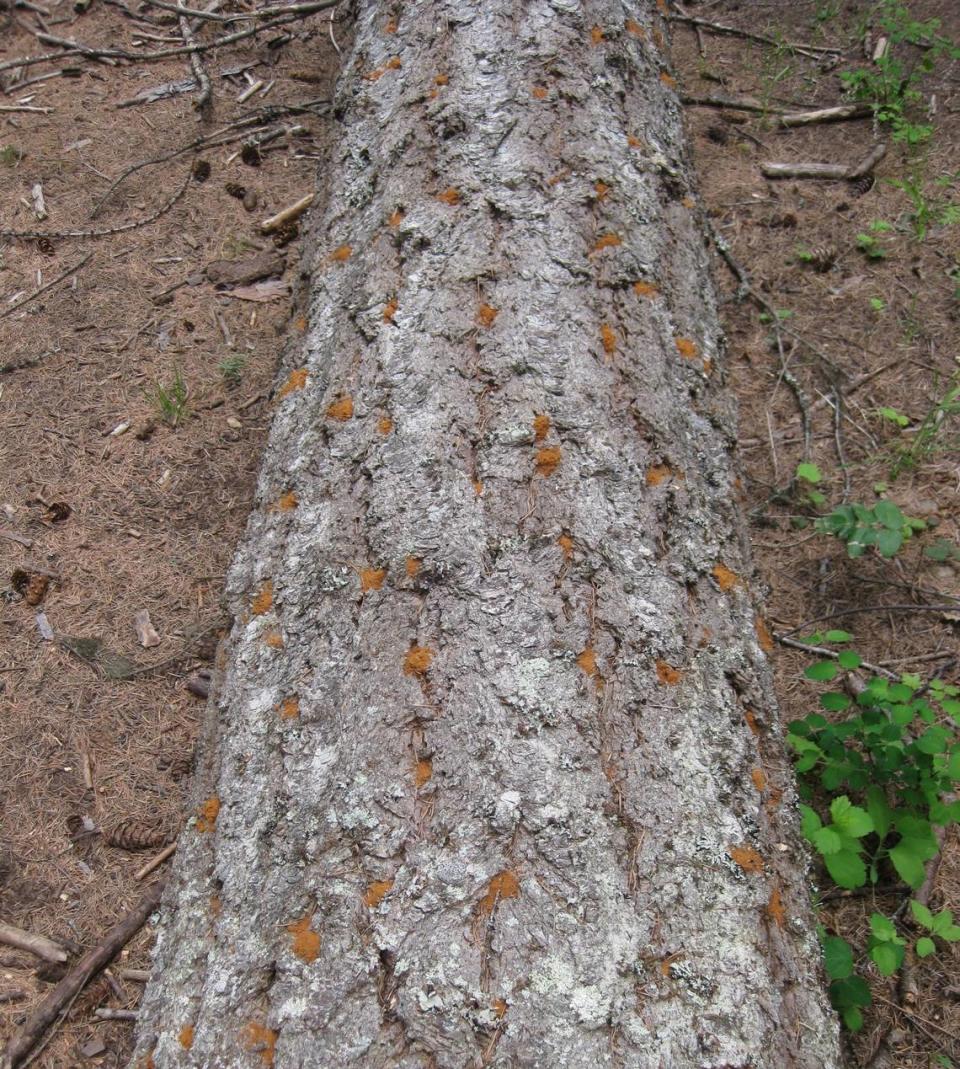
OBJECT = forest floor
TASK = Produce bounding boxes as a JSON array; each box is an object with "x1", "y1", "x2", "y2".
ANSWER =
[{"x1": 0, "y1": 1, "x2": 957, "y2": 1067}]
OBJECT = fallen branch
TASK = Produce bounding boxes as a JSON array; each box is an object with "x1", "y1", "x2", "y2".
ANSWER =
[
  {"x1": 667, "y1": 12, "x2": 841, "y2": 59},
  {"x1": 134, "y1": 841, "x2": 176, "y2": 880},
  {"x1": 0, "y1": 253, "x2": 92, "y2": 320},
  {"x1": 779, "y1": 102, "x2": 872, "y2": 127},
  {"x1": 0, "y1": 48, "x2": 83, "y2": 77},
  {"x1": 177, "y1": 0, "x2": 211, "y2": 110},
  {"x1": 140, "y1": 0, "x2": 337, "y2": 22},
  {"x1": 34, "y1": 10, "x2": 316, "y2": 64},
  {"x1": 1, "y1": 880, "x2": 165, "y2": 1069},
  {"x1": 680, "y1": 93, "x2": 788, "y2": 115},
  {"x1": 90, "y1": 101, "x2": 327, "y2": 215},
  {"x1": 0, "y1": 170, "x2": 190, "y2": 240},
  {"x1": 93, "y1": 1007, "x2": 138, "y2": 1021},
  {"x1": 260, "y1": 192, "x2": 314, "y2": 234},
  {"x1": 761, "y1": 141, "x2": 886, "y2": 180},
  {"x1": 0, "y1": 104, "x2": 52, "y2": 113},
  {"x1": 0, "y1": 923, "x2": 68, "y2": 964}
]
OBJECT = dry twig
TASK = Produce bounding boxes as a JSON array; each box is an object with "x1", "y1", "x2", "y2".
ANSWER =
[
  {"x1": 0, "y1": 254, "x2": 92, "y2": 321},
  {"x1": 176, "y1": 0, "x2": 211, "y2": 110},
  {"x1": 0, "y1": 924, "x2": 68, "y2": 964},
  {"x1": 0, "y1": 171, "x2": 190, "y2": 240},
  {"x1": 761, "y1": 141, "x2": 887, "y2": 180},
  {"x1": 667, "y1": 12, "x2": 841, "y2": 59},
  {"x1": 1, "y1": 881, "x2": 165, "y2": 1069}
]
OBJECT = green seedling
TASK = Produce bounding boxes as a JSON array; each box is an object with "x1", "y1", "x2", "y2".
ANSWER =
[
  {"x1": 888, "y1": 168, "x2": 960, "y2": 240},
  {"x1": 889, "y1": 373, "x2": 960, "y2": 477},
  {"x1": 147, "y1": 368, "x2": 190, "y2": 428},
  {"x1": 856, "y1": 220, "x2": 893, "y2": 260},
  {"x1": 815, "y1": 499, "x2": 924, "y2": 558},
  {"x1": 218, "y1": 355, "x2": 247, "y2": 385},
  {"x1": 795, "y1": 462, "x2": 826, "y2": 507},
  {"x1": 878, "y1": 406, "x2": 909, "y2": 428}
]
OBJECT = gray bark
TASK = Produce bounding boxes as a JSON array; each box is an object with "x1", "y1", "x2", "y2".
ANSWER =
[{"x1": 132, "y1": 2, "x2": 842, "y2": 1066}]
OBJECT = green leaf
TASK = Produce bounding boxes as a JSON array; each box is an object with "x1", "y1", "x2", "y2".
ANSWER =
[
  {"x1": 821, "y1": 692, "x2": 851, "y2": 712},
  {"x1": 865, "y1": 787, "x2": 893, "y2": 840},
  {"x1": 877, "y1": 527, "x2": 904, "y2": 558},
  {"x1": 873, "y1": 499, "x2": 905, "y2": 529},
  {"x1": 889, "y1": 845, "x2": 926, "y2": 888},
  {"x1": 832, "y1": 804, "x2": 873, "y2": 839},
  {"x1": 796, "y1": 462, "x2": 821, "y2": 484},
  {"x1": 837, "y1": 650, "x2": 862, "y2": 670},
  {"x1": 830, "y1": 975, "x2": 871, "y2": 1015},
  {"x1": 915, "y1": 727, "x2": 948, "y2": 754},
  {"x1": 825, "y1": 848, "x2": 867, "y2": 889},
  {"x1": 877, "y1": 407, "x2": 909, "y2": 427},
  {"x1": 909, "y1": 899, "x2": 934, "y2": 929},
  {"x1": 930, "y1": 909, "x2": 955, "y2": 936},
  {"x1": 823, "y1": 630, "x2": 854, "y2": 643},
  {"x1": 870, "y1": 941, "x2": 904, "y2": 975},
  {"x1": 800, "y1": 805, "x2": 822, "y2": 839},
  {"x1": 842, "y1": 1006, "x2": 863, "y2": 1031},
  {"x1": 869, "y1": 913, "x2": 898, "y2": 941},
  {"x1": 938, "y1": 925, "x2": 960, "y2": 942},
  {"x1": 915, "y1": 936, "x2": 936, "y2": 958},
  {"x1": 925, "y1": 537, "x2": 960, "y2": 562},
  {"x1": 814, "y1": 827, "x2": 843, "y2": 855},
  {"x1": 805, "y1": 660, "x2": 839, "y2": 682},
  {"x1": 822, "y1": 935, "x2": 853, "y2": 979}
]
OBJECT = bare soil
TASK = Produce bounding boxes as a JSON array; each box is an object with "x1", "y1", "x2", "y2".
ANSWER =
[{"x1": 0, "y1": 1, "x2": 957, "y2": 1066}]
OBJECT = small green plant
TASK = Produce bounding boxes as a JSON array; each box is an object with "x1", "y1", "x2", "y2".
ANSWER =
[
  {"x1": 878, "y1": 405, "x2": 909, "y2": 428},
  {"x1": 813, "y1": 1, "x2": 841, "y2": 26},
  {"x1": 925, "y1": 537, "x2": 960, "y2": 563},
  {"x1": 869, "y1": 297, "x2": 886, "y2": 312},
  {"x1": 815, "y1": 499, "x2": 925, "y2": 558},
  {"x1": 839, "y1": 1, "x2": 960, "y2": 144},
  {"x1": 855, "y1": 220, "x2": 893, "y2": 260},
  {"x1": 889, "y1": 372, "x2": 960, "y2": 477},
  {"x1": 791, "y1": 635, "x2": 960, "y2": 1029},
  {"x1": 0, "y1": 145, "x2": 23, "y2": 167},
  {"x1": 147, "y1": 368, "x2": 190, "y2": 428},
  {"x1": 794, "y1": 462, "x2": 826, "y2": 507},
  {"x1": 217, "y1": 354, "x2": 247, "y2": 386},
  {"x1": 758, "y1": 308, "x2": 794, "y2": 323},
  {"x1": 888, "y1": 168, "x2": 960, "y2": 240}
]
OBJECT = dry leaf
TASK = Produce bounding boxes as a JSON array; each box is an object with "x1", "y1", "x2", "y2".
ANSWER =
[{"x1": 134, "y1": 609, "x2": 161, "y2": 648}]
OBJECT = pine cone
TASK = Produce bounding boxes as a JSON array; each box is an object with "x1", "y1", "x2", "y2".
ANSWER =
[{"x1": 105, "y1": 820, "x2": 172, "y2": 852}]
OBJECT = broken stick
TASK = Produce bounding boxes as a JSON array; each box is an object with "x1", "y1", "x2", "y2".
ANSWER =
[
  {"x1": 134, "y1": 842, "x2": 176, "y2": 880},
  {"x1": 0, "y1": 923, "x2": 68, "y2": 964},
  {"x1": 1, "y1": 880, "x2": 165, "y2": 1069},
  {"x1": 259, "y1": 192, "x2": 314, "y2": 234},
  {"x1": 761, "y1": 141, "x2": 886, "y2": 180}
]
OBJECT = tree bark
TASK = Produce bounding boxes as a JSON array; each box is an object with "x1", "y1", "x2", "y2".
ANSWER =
[{"x1": 132, "y1": 2, "x2": 842, "y2": 1066}]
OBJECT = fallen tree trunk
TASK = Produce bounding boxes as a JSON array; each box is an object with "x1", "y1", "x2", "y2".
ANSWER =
[{"x1": 132, "y1": 2, "x2": 842, "y2": 1066}]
